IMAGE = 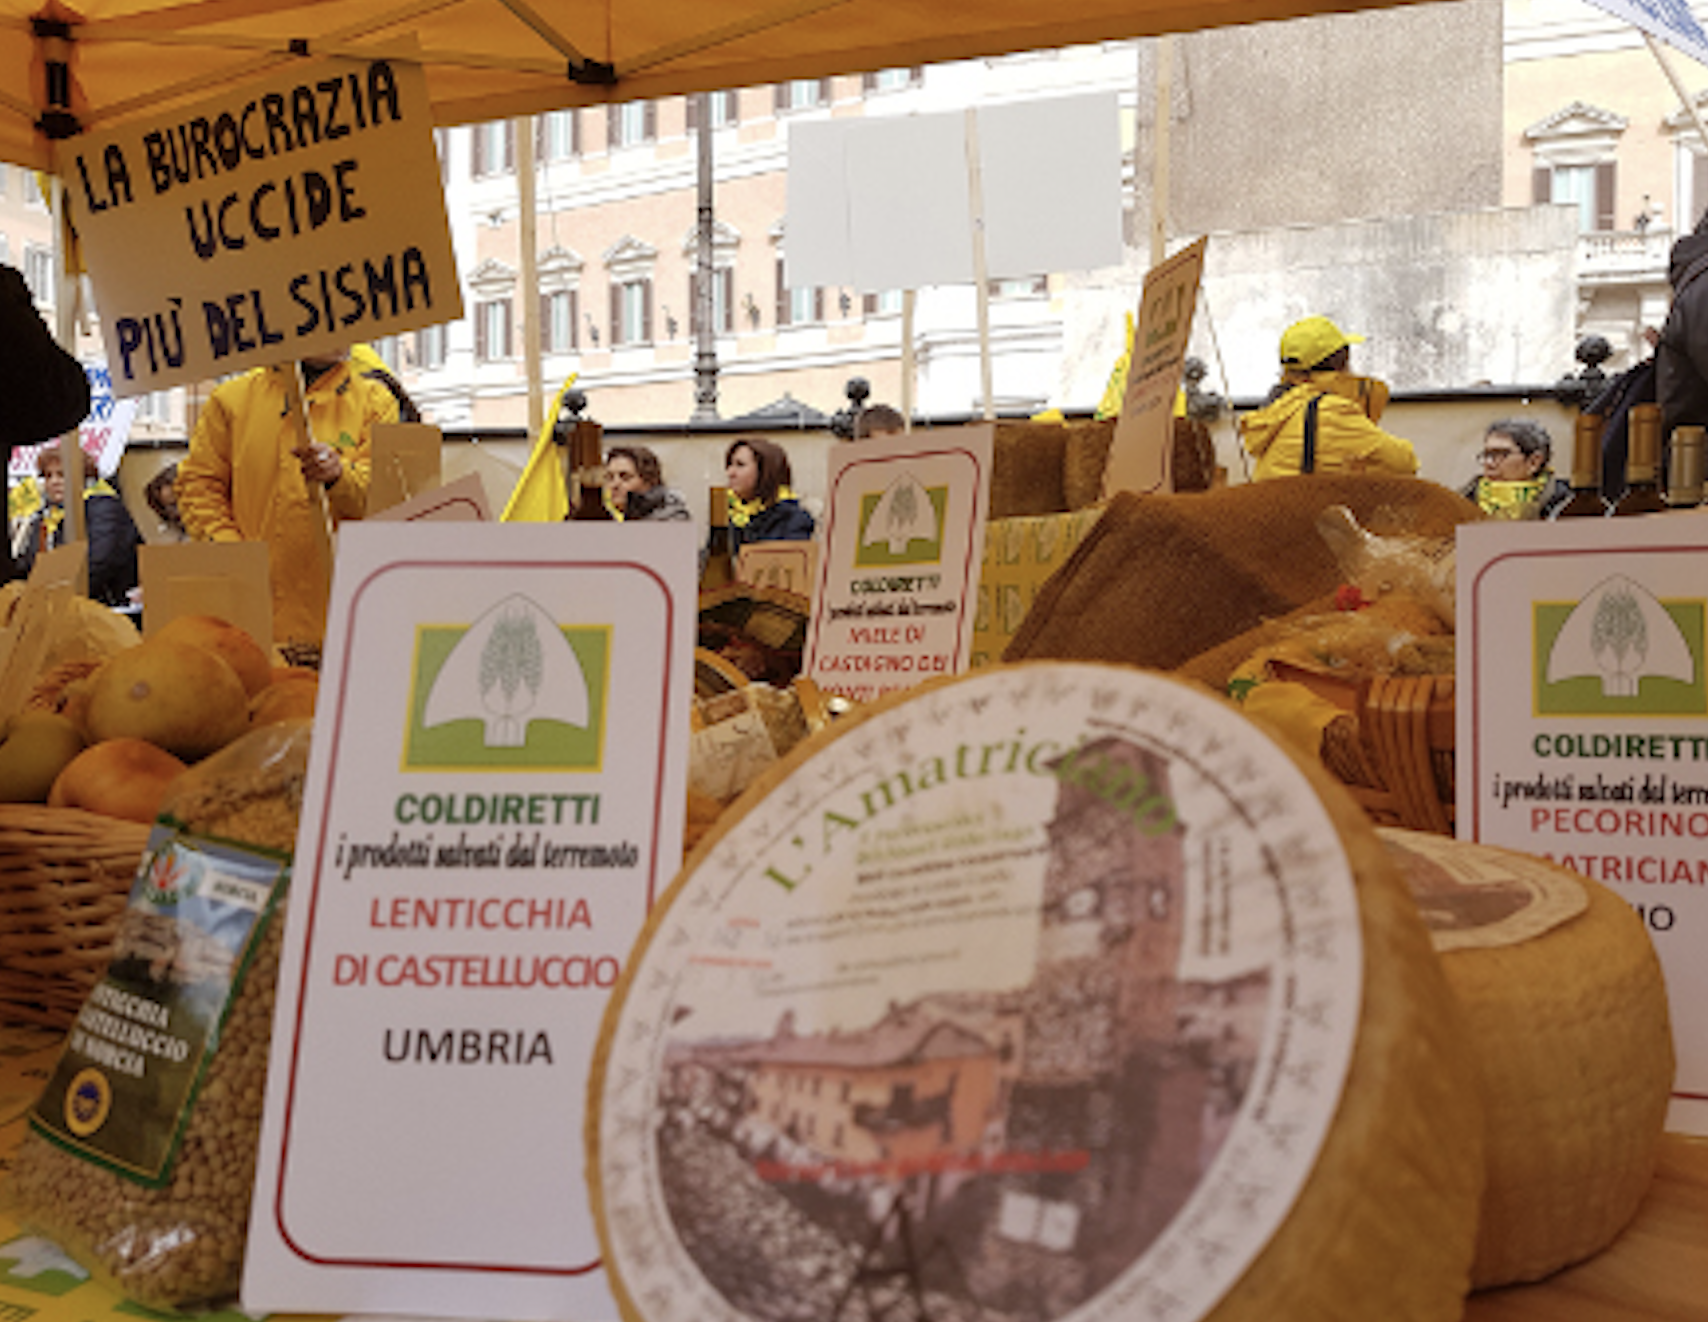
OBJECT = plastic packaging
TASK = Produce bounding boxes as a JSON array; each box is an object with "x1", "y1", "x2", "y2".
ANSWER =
[{"x1": 8, "y1": 720, "x2": 310, "y2": 1312}]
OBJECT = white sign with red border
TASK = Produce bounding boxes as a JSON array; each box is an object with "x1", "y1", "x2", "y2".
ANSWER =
[
  {"x1": 243, "y1": 522, "x2": 694, "y2": 1318},
  {"x1": 1457, "y1": 514, "x2": 1708, "y2": 1134},
  {"x1": 803, "y1": 425, "x2": 993, "y2": 704}
]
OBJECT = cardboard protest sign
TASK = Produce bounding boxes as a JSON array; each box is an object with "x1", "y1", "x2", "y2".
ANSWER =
[
  {"x1": 1458, "y1": 516, "x2": 1708, "y2": 1134},
  {"x1": 369, "y1": 471, "x2": 490, "y2": 523},
  {"x1": 1104, "y1": 237, "x2": 1207, "y2": 498},
  {"x1": 243, "y1": 522, "x2": 694, "y2": 1318},
  {"x1": 139, "y1": 542, "x2": 273, "y2": 651},
  {"x1": 368, "y1": 421, "x2": 444, "y2": 514},
  {"x1": 56, "y1": 58, "x2": 460, "y2": 396},
  {"x1": 738, "y1": 539, "x2": 816, "y2": 595},
  {"x1": 804, "y1": 425, "x2": 992, "y2": 703}
]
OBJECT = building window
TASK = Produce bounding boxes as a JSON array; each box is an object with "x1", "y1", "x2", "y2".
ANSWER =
[
  {"x1": 22, "y1": 245, "x2": 53, "y2": 306},
  {"x1": 775, "y1": 257, "x2": 823, "y2": 326},
  {"x1": 474, "y1": 299, "x2": 513, "y2": 361},
  {"x1": 369, "y1": 335, "x2": 400, "y2": 371},
  {"x1": 541, "y1": 289, "x2": 579, "y2": 353},
  {"x1": 863, "y1": 290, "x2": 902, "y2": 316},
  {"x1": 414, "y1": 324, "x2": 448, "y2": 370},
  {"x1": 686, "y1": 91, "x2": 739, "y2": 131},
  {"x1": 988, "y1": 275, "x2": 1050, "y2": 299},
  {"x1": 433, "y1": 129, "x2": 449, "y2": 183},
  {"x1": 608, "y1": 101, "x2": 656, "y2": 149},
  {"x1": 774, "y1": 78, "x2": 831, "y2": 113},
  {"x1": 1534, "y1": 163, "x2": 1614, "y2": 233},
  {"x1": 471, "y1": 120, "x2": 515, "y2": 177},
  {"x1": 863, "y1": 67, "x2": 922, "y2": 93},
  {"x1": 610, "y1": 278, "x2": 653, "y2": 345},
  {"x1": 690, "y1": 268, "x2": 734, "y2": 335},
  {"x1": 539, "y1": 110, "x2": 579, "y2": 161},
  {"x1": 0, "y1": 164, "x2": 9, "y2": 198}
]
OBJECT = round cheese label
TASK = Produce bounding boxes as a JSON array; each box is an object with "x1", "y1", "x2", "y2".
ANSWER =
[
  {"x1": 591, "y1": 665, "x2": 1364, "y2": 1322},
  {"x1": 1376, "y1": 827, "x2": 1589, "y2": 953}
]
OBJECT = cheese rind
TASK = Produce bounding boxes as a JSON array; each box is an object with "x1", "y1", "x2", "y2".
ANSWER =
[{"x1": 1381, "y1": 828, "x2": 1675, "y2": 1289}]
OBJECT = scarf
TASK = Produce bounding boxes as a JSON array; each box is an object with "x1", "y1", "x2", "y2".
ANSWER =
[
  {"x1": 727, "y1": 486, "x2": 797, "y2": 528},
  {"x1": 41, "y1": 480, "x2": 119, "y2": 542},
  {"x1": 1473, "y1": 473, "x2": 1551, "y2": 519}
]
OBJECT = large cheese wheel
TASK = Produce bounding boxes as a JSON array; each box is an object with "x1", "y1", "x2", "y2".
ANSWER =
[
  {"x1": 589, "y1": 664, "x2": 1483, "y2": 1322},
  {"x1": 1379, "y1": 828, "x2": 1675, "y2": 1289}
]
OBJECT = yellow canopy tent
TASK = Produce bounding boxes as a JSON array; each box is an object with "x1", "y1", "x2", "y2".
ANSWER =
[{"x1": 2, "y1": 0, "x2": 1433, "y2": 171}]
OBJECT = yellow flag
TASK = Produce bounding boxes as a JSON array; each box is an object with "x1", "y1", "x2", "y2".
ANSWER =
[
  {"x1": 501, "y1": 374, "x2": 578, "y2": 522},
  {"x1": 1094, "y1": 312, "x2": 1136, "y2": 420}
]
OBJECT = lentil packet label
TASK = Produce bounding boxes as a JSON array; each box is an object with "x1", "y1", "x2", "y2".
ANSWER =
[{"x1": 29, "y1": 819, "x2": 291, "y2": 1187}]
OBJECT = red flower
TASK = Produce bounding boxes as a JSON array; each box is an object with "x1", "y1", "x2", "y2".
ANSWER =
[{"x1": 1334, "y1": 583, "x2": 1368, "y2": 612}]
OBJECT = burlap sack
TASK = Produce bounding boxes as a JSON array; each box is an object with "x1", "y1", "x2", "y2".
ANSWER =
[
  {"x1": 1002, "y1": 476, "x2": 1481, "y2": 673},
  {"x1": 990, "y1": 422, "x2": 1068, "y2": 518}
]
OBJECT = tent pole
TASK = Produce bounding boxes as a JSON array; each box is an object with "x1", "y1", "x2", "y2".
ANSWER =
[
  {"x1": 901, "y1": 291, "x2": 917, "y2": 429},
  {"x1": 517, "y1": 116, "x2": 544, "y2": 440},
  {"x1": 51, "y1": 175, "x2": 85, "y2": 548},
  {"x1": 1151, "y1": 35, "x2": 1173, "y2": 269},
  {"x1": 965, "y1": 109, "x2": 994, "y2": 420}
]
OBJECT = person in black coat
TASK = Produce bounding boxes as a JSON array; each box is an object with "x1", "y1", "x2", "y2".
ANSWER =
[
  {"x1": 1658, "y1": 210, "x2": 1708, "y2": 438},
  {"x1": 2, "y1": 262, "x2": 91, "y2": 583},
  {"x1": 17, "y1": 448, "x2": 143, "y2": 607},
  {"x1": 721, "y1": 436, "x2": 815, "y2": 553}
]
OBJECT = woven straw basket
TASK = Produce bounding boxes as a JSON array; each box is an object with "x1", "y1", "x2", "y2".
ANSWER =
[
  {"x1": 0, "y1": 805, "x2": 151, "y2": 1029},
  {"x1": 1271, "y1": 662, "x2": 1456, "y2": 835}
]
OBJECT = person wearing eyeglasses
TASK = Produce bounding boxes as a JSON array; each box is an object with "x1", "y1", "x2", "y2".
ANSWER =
[{"x1": 1459, "y1": 418, "x2": 1568, "y2": 519}]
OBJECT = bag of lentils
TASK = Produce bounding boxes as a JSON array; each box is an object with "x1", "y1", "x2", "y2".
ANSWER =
[{"x1": 8, "y1": 720, "x2": 310, "y2": 1311}]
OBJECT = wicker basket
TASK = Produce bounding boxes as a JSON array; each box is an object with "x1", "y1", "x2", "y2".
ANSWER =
[
  {"x1": 0, "y1": 805, "x2": 152, "y2": 1029},
  {"x1": 1272, "y1": 662, "x2": 1456, "y2": 835}
]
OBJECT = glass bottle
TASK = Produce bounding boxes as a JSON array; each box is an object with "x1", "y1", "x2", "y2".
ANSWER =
[
  {"x1": 1610, "y1": 404, "x2": 1667, "y2": 517},
  {"x1": 700, "y1": 486, "x2": 736, "y2": 591},
  {"x1": 568, "y1": 416, "x2": 613, "y2": 521},
  {"x1": 1552, "y1": 412, "x2": 1606, "y2": 519},
  {"x1": 1666, "y1": 425, "x2": 1705, "y2": 509}
]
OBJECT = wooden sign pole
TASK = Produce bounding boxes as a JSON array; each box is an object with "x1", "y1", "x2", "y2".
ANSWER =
[{"x1": 281, "y1": 362, "x2": 337, "y2": 589}]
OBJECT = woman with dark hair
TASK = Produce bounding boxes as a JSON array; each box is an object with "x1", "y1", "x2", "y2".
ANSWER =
[
  {"x1": 722, "y1": 436, "x2": 814, "y2": 551},
  {"x1": 1460, "y1": 418, "x2": 1569, "y2": 519},
  {"x1": 605, "y1": 444, "x2": 690, "y2": 521}
]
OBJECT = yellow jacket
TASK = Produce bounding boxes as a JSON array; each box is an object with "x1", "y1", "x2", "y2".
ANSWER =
[
  {"x1": 1239, "y1": 372, "x2": 1418, "y2": 481},
  {"x1": 177, "y1": 361, "x2": 396, "y2": 645}
]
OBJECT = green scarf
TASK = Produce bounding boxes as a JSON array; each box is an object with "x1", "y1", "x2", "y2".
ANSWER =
[{"x1": 1473, "y1": 473, "x2": 1550, "y2": 519}]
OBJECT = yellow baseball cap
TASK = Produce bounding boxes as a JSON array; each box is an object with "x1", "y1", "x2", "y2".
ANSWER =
[{"x1": 1279, "y1": 315, "x2": 1364, "y2": 368}]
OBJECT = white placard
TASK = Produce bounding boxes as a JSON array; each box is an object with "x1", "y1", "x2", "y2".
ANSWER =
[
  {"x1": 243, "y1": 522, "x2": 695, "y2": 1318},
  {"x1": 56, "y1": 57, "x2": 461, "y2": 397},
  {"x1": 803, "y1": 425, "x2": 992, "y2": 703},
  {"x1": 1457, "y1": 514, "x2": 1708, "y2": 1134},
  {"x1": 785, "y1": 94, "x2": 1122, "y2": 292}
]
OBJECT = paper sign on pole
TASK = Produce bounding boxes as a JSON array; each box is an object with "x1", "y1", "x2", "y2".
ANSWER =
[
  {"x1": 1458, "y1": 516, "x2": 1708, "y2": 1134},
  {"x1": 9, "y1": 362, "x2": 138, "y2": 482},
  {"x1": 55, "y1": 58, "x2": 461, "y2": 397},
  {"x1": 738, "y1": 539, "x2": 817, "y2": 596},
  {"x1": 1581, "y1": 0, "x2": 1708, "y2": 68},
  {"x1": 1103, "y1": 237, "x2": 1208, "y2": 499},
  {"x1": 804, "y1": 425, "x2": 992, "y2": 703},
  {"x1": 243, "y1": 522, "x2": 695, "y2": 1319},
  {"x1": 139, "y1": 541, "x2": 273, "y2": 651}
]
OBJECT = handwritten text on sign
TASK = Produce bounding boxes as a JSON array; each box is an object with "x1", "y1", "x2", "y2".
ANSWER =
[{"x1": 56, "y1": 59, "x2": 461, "y2": 396}]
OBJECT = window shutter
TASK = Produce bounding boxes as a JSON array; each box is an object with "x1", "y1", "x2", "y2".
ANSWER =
[
  {"x1": 1532, "y1": 165, "x2": 1550, "y2": 205},
  {"x1": 814, "y1": 287, "x2": 825, "y2": 321},
  {"x1": 644, "y1": 101, "x2": 657, "y2": 142},
  {"x1": 570, "y1": 109, "x2": 580, "y2": 155},
  {"x1": 776, "y1": 258, "x2": 788, "y2": 326},
  {"x1": 819, "y1": 77, "x2": 832, "y2": 105},
  {"x1": 539, "y1": 293, "x2": 552, "y2": 352},
  {"x1": 724, "y1": 91, "x2": 739, "y2": 126},
  {"x1": 909, "y1": 66, "x2": 923, "y2": 84},
  {"x1": 774, "y1": 84, "x2": 787, "y2": 113},
  {"x1": 535, "y1": 116, "x2": 546, "y2": 158},
  {"x1": 642, "y1": 280, "x2": 653, "y2": 341},
  {"x1": 686, "y1": 96, "x2": 698, "y2": 133},
  {"x1": 1692, "y1": 156, "x2": 1708, "y2": 230},
  {"x1": 569, "y1": 290, "x2": 579, "y2": 349},
  {"x1": 502, "y1": 122, "x2": 516, "y2": 171},
  {"x1": 610, "y1": 284, "x2": 621, "y2": 345},
  {"x1": 607, "y1": 105, "x2": 618, "y2": 149},
  {"x1": 863, "y1": 72, "x2": 876, "y2": 93},
  {"x1": 471, "y1": 126, "x2": 486, "y2": 177},
  {"x1": 475, "y1": 303, "x2": 488, "y2": 360},
  {"x1": 502, "y1": 298, "x2": 514, "y2": 357},
  {"x1": 1595, "y1": 161, "x2": 1616, "y2": 231},
  {"x1": 720, "y1": 269, "x2": 735, "y2": 332},
  {"x1": 863, "y1": 292, "x2": 877, "y2": 316}
]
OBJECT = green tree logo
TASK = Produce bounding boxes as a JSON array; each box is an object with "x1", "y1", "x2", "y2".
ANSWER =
[{"x1": 1536, "y1": 575, "x2": 1705, "y2": 715}]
